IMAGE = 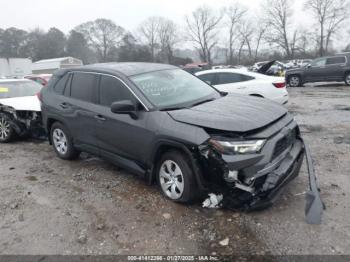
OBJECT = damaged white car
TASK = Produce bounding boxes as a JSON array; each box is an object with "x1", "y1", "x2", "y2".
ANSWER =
[{"x1": 0, "y1": 79, "x2": 44, "y2": 142}]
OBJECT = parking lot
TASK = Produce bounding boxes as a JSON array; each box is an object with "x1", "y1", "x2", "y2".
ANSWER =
[{"x1": 0, "y1": 84, "x2": 349, "y2": 255}]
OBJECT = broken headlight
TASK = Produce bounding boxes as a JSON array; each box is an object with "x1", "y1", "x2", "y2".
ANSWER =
[{"x1": 209, "y1": 139, "x2": 266, "y2": 155}]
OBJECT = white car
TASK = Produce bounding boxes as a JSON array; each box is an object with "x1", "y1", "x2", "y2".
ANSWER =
[
  {"x1": 0, "y1": 79, "x2": 43, "y2": 142},
  {"x1": 195, "y1": 69, "x2": 289, "y2": 105}
]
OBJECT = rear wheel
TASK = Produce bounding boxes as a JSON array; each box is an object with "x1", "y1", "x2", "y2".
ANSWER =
[
  {"x1": 157, "y1": 151, "x2": 197, "y2": 203},
  {"x1": 0, "y1": 115, "x2": 14, "y2": 143},
  {"x1": 50, "y1": 122, "x2": 80, "y2": 160},
  {"x1": 288, "y1": 75, "x2": 302, "y2": 87},
  {"x1": 345, "y1": 73, "x2": 350, "y2": 86}
]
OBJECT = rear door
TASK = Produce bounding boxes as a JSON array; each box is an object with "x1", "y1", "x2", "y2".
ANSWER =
[
  {"x1": 62, "y1": 72, "x2": 100, "y2": 152},
  {"x1": 94, "y1": 74, "x2": 153, "y2": 163},
  {"x1": 325, "y1": 56, "x2": 347, "y2": 81}
]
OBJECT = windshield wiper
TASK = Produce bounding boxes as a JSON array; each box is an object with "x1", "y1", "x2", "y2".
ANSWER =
[
  {"x1": 160, "y1": 106, "x2": 188, "y2": 111},
  {"x1": 189, "y1": 98, "x2": 216, "y2": 108}
]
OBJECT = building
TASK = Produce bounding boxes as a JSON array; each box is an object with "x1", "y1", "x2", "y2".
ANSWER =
[
  {"x1": 32, "y1": 57, "x2": 83, "y2": 74},
  {"x1": 0, "y1": 58, "x2": 32, "y2": 78}
]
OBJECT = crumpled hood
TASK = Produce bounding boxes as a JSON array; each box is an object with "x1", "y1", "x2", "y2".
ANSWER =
[
  {"x1": 167, "y1": 95, "x2": 287, "y2": 132},
  {"x1": 0, "y1": 96, "x2": 41, "y2": 112}
]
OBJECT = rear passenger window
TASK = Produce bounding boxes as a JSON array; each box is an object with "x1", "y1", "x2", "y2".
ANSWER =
[
  {"x1": 99, "y1": 75, "x2": 133, "y2": 107},
  {"x1": 53, "y1": 74, "x2": 69, "y2": 94},
  {"x1": 326, "y1": 56, "x2": 346, "y2": 65},
  {"x1": 70, "y1": 72, "x2": 98, "y2": 102},
  {"x1": 217, "y1": 73, "x2": 252, "y2": 85}
]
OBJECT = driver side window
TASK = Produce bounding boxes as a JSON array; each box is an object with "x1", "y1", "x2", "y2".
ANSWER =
[
  {"x1": 99, "y1": 75, "x2": 134, "y2": 107},
  {"x1": 311, "y1": 58, "x2": 326, "y2": 67}
]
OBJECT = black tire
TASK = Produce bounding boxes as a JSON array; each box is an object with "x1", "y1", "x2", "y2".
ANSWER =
[
  {"x1": 156, "y1": 150, "x2": 197, "y2": 203},
  {"x1": 50, "y1": 122, "x2": 80, "y2": 160},
  {"x1": 0, "y1": 114, "x2": 15, "y2": 143},
  {"x1": 345, "y1": 72, "x2": 350, "y2": 86},
  {"x1": 288, "y1": 75, "x2": 302, "y2": 87}
]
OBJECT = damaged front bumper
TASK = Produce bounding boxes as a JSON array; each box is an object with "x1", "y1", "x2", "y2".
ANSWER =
[
  {"x1": 0, "y1": 104, "x2": 45, "y2": 139},
  {"x1": 197, "y1": 124, "x2": 324, "y2": 224}
]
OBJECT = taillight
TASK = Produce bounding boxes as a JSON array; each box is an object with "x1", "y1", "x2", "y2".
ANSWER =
[{"x1": 273, "y1": 82, "x2": 286, "y2": 88}]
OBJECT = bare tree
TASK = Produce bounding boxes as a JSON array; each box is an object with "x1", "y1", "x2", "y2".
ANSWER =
[
  {"x1": 157, "y1": 18, "x2": 179, "y2": 64},
  {"x1": 225, "y1": 3, "x2": 247, "y2": 64},
  {"x1": 262, "y1": 0, "x2": 295, "y2": 58},
  {"x1": 75, "y1": 19, "x2": 125, "y2": 62},
  {"x1": 138, "y1": 17, "x2": 162, "y2": 62},
  {"x1": 185, "y1": 6, "x2": 223, "y2": 65},
  {"x1": 237, "y1": 20, "x2": 254, "y2": 62},
  {"x1": 307, "y1": 0, "x2": 349, "y2": 56},
  {"x1": 253, "y1": 22, "x2": 267, "y2": 62}
]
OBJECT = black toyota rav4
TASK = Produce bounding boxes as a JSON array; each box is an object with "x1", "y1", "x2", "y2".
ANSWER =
[{"x1": 40, "y1": 63, "x2": 323, "y2": 222}]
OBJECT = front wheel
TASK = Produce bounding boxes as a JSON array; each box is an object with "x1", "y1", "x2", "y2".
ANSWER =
[
  {"x1": 288, "y1": 75, "x2": 302, "y2": 87},
  {"x1": 157, "y1": 151, "x2": 197, "y2": 203},
  {"x1": 345, "y1": 73, "x2": 350, "y2": 86},
  {"x1": 0, "y1": 115, "x2": 15, "y2": 143},
  {"x1": 50, "y1": 122, "x2": 80, "y2": 160}
]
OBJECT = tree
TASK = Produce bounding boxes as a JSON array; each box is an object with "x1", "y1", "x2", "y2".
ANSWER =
[
  {"x1": 21, "y1": 28, "x2": 46, "y2": 61},
  {"x1": 41, "y1": 27, "x2": 66, "y2": 58},
  {"x1": 262, "y1": 0, "x2": 295, "y2": 58},
  {"x1": 185, "y1": 6, "x2": 223, "y2": 65},
  {"x1": 75, "y1": 19, "x2": 125, "y2": 62},
  {"x1": 225, "y1": 3, "x2": 247, "y2": 64},
  {"x1": 66, "y1": 30, "x2": 96, "y2": 64},
  {"x1": 157, "y1": 18, "x2": 179, "y2": 63},
  {"x1": 118, "y1": 33, "x2": 152, "y2": 62},
  {"x1": 306, "y1": 0, "x2": 349, "y2": 56},
  {"x1": 0, "y1": 27, "x2": 27, "y2": 57},
  {"x1": 137, "y1": 16, "x2": 161, "y2": 62}
]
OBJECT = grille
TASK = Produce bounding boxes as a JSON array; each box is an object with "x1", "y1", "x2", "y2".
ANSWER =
[{"x1": 272, "y1": 128, "x2": 296, "y2": 159}]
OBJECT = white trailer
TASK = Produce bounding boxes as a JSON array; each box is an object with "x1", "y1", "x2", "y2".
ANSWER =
[{"x1": 0, "y1": 58, "x2": 32, "y2": 78}]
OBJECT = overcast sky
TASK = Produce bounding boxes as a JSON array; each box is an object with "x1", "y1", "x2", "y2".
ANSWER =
[{"x1": 0, "y1": 0, "x2": 310, "y2": 33}]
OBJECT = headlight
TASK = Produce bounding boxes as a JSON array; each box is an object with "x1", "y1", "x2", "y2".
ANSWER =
[{"x1": 209, "y1": 139, "x2": 266, "y2": 154}]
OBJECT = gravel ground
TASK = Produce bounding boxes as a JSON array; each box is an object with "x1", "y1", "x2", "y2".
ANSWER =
[{"x1": 0, "y1": 84, "x2": 349, "y2": 255}]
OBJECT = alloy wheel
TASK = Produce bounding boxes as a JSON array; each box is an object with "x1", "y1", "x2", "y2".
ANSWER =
[
  {"x1": 159, "y1": 160, "x2": 185, "y2": 200},
  {"x1": 289, "y1": 76, "x2": 300, "y2": 87},
  {"x1": 0, "y1": 117, "x2": 10, "y2": 140},
  {"x1": 52, "y1": 128, "x2": 68, "y2": 155}
]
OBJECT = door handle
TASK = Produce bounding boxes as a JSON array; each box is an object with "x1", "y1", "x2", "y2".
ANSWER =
[
  {"x1": 95, "y1": 115, "x2": 106, "y2": 121},
  {"x1": 59, "y1": 102, "x2": 70, "y2": 109}
]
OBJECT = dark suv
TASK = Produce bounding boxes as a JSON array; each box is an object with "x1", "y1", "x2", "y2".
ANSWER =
[
  {"x1": 40, "y1": 62, "x2": 319, "y2": 212},
  {"x1": 285, "y1": 53, "x2": 350, "y2": 87}
]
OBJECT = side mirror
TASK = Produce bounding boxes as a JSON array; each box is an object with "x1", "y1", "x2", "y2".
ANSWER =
[
  {"x1": 111, "y1": 100, "x2": 138, "y2": 119},
  {"x1": 307, "y1": 64, "x2": 312, "y2": 68}
]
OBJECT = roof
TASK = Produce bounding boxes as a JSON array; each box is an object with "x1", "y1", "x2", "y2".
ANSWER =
[
  {"x1": 33, "y1": 57, "x2": 79, "y2": 64},
  {"x1": 73, "y1": 62, "x2": 178, "y2": 77}
]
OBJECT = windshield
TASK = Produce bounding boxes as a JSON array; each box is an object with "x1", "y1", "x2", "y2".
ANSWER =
[
  {"x1": 130, "y1": 69, "x2": 219, "y2": 109},
  {"x1": 0, "y1": 81, "x2": 42, "y2": 99}
]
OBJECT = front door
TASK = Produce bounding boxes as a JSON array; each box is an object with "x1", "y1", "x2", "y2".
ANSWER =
[
  {"x1": 94, "y1": 75, "x2": 154, "y2": 164},
  {"x1": 304, "y1": 57, "x2": 327, "y2": 82}
]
